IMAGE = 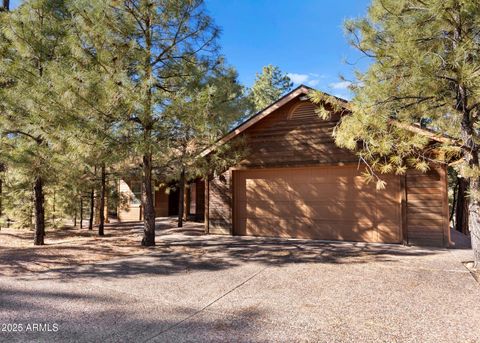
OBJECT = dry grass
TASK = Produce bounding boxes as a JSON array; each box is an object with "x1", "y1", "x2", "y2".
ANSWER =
[{"x1": 0, "y1": 219, "x2": 185, "y2": 276}]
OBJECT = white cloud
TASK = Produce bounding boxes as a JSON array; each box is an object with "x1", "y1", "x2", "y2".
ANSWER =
[
  {"x1": 333, "y1": 92, "x2": 352, "y2": 101},
  {"x1": 307, "y1": 79, "x2": 320, "y2": 87},
  {"x1": 287, "y1": 73, "x2": 310, "y2": 84},
  {"x1": 329, "y1": 81, "x2": 352, "y2": 90}
]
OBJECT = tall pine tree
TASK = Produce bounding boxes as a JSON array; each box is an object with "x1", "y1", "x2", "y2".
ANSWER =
[
  {"x1": 0, "y1": 0, "x2": 70, "y2": 244},
  {"x1": 313, "y1": 0, "x2": 480, "y2": 267},
  {"x1": 108, "y1": 0, "x2": 220, "y2": 246}
]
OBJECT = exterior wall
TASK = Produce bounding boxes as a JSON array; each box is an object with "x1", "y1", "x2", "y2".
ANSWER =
[
  {"x1": 208, "y1": 170, "x2": 232, "y2": 235},
  {"x1": 118, "y1": 180, "x2": 170, "y2": 221},
  {"x1": 195, "y1": 179, "x2": 205, "y2": 221},
  {"x1": 155, "y1": 186, "x2": 169, "y2": 217},
  {"x1": 239, "y1": 99, "x2": 358, "y2": 168},
  {"x1": 206, "y1": 96, "x2": 450, "y2": 247},
  {"x1": 117, "y1": 179, "x2": 142, "y2": 221},
  {"x1": 405, "y1": 166, "x2": 450, "y2": 247}
]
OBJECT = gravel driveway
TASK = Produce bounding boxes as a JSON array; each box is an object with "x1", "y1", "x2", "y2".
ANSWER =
[{"x1": 0, "y1": 223, "x2": 479, "y2": 343}]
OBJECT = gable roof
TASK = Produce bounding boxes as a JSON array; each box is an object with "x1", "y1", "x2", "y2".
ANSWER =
[
  {"x1": 200, "y1": 84, "x2": 349, "y2": 157},
  {"x1": 200, "y1": 84, "x2": 454, "y2": 159}
]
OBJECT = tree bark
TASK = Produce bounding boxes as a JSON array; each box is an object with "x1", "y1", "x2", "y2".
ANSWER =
[
  {"x1": 450, "y1": 177, "x2": 458, "y2": 224},
  {"x1": 178, "y1": 168, "x2": 185, "y2": 228},
  {"x1": 33, "y1": 176, "x2": 45, "y2": 246},
  {"x1": 469, "y1": 178, "x2": 480, "y2": 269},
  {"x1": 0, "y1": 178, "x2": 2, "y2": 218},
  {"x1": 1, "y1": 0, "x2": 9, "y2": 11},
  {"x1": 88, "y1": 188, "x2": 94, "y2": 231},
  {"x1": 98, "y1": 163, "x2": 106, "y2": 236},
  {"x1": 141, "y1": 154, "x2": 156, "y2": 246},
  {"x1": 140, "y1": 8, "x2": 156, "y2": 246},
  {"x1": 52, "y1": 189, "x2": 56, "y2": 228},
  {"x1": 455, "y1": 177, "x2": 469, "y2": 234},
  {"x1": 80, "y1": 196, "x2": 83, "y2": 229}
]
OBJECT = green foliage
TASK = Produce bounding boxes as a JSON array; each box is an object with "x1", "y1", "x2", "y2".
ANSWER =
[
  {"x1": 251, "y1": 65, "x2": 292, "y2": 111},
  {"x1": 333, "y1": 0, "x2": 480, "y2": 188},
  {"x1": 163, "y1": 60, "x2": 249, "y2": 183}
]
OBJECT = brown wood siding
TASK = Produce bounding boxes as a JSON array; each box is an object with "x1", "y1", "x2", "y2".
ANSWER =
[
  {"x1": 238, "y1": 98, "x2": 357, "y2": 168},
  {"x1": 195, "y1": 179, "x2": 205, "y2": 221},
  {"x1": 405, "y1": 166, "x2": 449, "y2": 246},
  {"x1": 155, "y1": 186, "x2": 169, "y2": 217},
  {"x1": 208, "y1": 170, "x2": 232, "y2": 234},
  {"x1": 206, "y1": 95, "x2": 449, "y2": 246},
  {"x1": 234, "y1": 166, "x2": 402, "y2": 243}
]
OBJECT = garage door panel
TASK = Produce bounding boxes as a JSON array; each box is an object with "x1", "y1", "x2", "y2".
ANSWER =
[
  {"x1": 292, "y1": 184, "x2": 376, "y2": 202},
  {"x1": 245, "y1": 201, "x2": 297, "y2": 218},
  {"x1": 234, "y1": 167, "x2": 401, "y2": 243},
  {"x1": 246, "y1": 179, "x2": 291, "y2": 201},
  {"x1": 377, "y1": 224, "x2": 401, "y2": 243},
  {"x1": 297, "y1": 202, "x2": 376, "y2": 221}
]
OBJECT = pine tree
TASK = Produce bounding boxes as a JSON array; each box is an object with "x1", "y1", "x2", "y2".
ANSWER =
[
  {"x1": 313, "y1": 0, "x2": 480, "y2": 267},
  {"x1": 165, "y1": 62, "x2": 248, "y2": 227},
  {"x1": 1, "y1": 1, "x2": 9, "y2": 11},
  {"x1": 51, "y1": 0, "x2": 133, "y2": 237},
  {"x1": 74, "y1": 0, "x2": 221, "y2": 246},
  {"x1": 251, "y1": 65, "x2": 292, "y2": 111},
  {"x1": 0, "y1": 0, "x2": 71, "y2": 245}
]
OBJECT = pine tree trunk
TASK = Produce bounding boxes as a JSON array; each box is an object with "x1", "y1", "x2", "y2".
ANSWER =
[
  {"x1": 140, "y1": 11, "x2": 156, "y2": 246},
  {"x1": 141, "y1": 154, "x2": 155, "y2": 246},
  {"x1": 80, "y1": 196, "x2": 83, "y2": 229},
  {"x1": 455, "y1": 177, "x2": 469, "y2": 234},
  {"x1": 469, "y1": 178, "x2": 480, "y2": 269},
  {"x1": 88, "y1": 188, "x2": 94, "y2": 231},
  {"x1": 0, "y1": 177, "x2": 2, "y2": 218},
  {"x1": 178, "y1": 168, "x2": 185, "y2": 228},
  {"x1": 33, "y1": 176, "x2": 45, "y2": 246},
  {"x1": 52, "y1": 189, "x2": 56, "y2": 228},
  {"x1": 1, "y1": 0, "x2": 9, "y2": 11},
  {"x1": 98, "y1": 163, "x2": 106, "y2": 236}
]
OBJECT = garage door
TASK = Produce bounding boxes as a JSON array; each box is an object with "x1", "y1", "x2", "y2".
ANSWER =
[{"x1": 234, "y1": 166, "x2": 402, "y2": 243}]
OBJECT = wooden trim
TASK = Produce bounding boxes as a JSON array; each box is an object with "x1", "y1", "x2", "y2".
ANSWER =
[
  {"x1": 204, "y1": 178, "x2": 209, "y2": 234},
  {"x1": 228, "y1": 169, "x2": 237, "y2": 236},
  {"x1": 390, "y1": 119, "x2": 464, "y2": 148},
  {"x1": 230, "y1": 162, "x2": 362, "y2": 172},
  {"x1": 400, "y1": 175, "x2": 408, "y2": 245},
  {"x1": 441, "y1": 165, "x2": 451, "y2": 247},
  {"x1": 200, "y1": 86, "x2": 315, "y2": 157}
]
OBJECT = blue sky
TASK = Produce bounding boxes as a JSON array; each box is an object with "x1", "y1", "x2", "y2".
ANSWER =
[
  {"x1": 10, "y1": 0, "x2": 372, "y2": 99},
  {"x1": 206, "y1": 0, "x2": 372, "y2": 99}
]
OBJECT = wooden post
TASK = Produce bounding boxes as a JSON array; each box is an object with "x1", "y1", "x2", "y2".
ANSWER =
[
  {"x1": 400, "y1": 175, "x2": 408, "y2": 245},
  {"x1": 178, "y1": 168, "x2": 185, "y2": 227},
  {"x1": 184, "y1": 183, "x2": 190, "y2": 221},
  {"x1": 204, "y1": 178, "x2": 209, "y2": 234}
]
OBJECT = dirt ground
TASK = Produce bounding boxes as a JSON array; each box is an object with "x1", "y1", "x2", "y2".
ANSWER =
[
  {"x1": 0, "y1": 218, "x2": 197, "y2": 276},
  {"x1": 1, "y1": 220, "x2": 479, "y2": 342}
]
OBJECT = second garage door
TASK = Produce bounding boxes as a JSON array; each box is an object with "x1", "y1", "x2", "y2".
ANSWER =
[{"x1": 233, "y1": 166, "x2": 402, "y2": 243}]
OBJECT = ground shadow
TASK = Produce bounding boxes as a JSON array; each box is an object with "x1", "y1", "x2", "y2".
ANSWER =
[{"x1": 0, "y1": 218, "x2": 446, "y2": 281}]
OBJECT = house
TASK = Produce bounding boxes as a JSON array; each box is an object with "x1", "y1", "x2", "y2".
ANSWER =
[
  {"x1": 119, "y1": 85, "x2": 450, "y2": 247},
  {"x1": 117, "y1": 179, "x2": 205, "y2": 222}
]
